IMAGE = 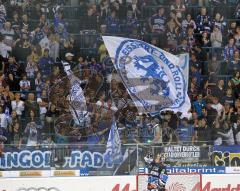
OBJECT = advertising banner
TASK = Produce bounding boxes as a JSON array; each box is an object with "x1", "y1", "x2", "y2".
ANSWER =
[
  {"x1": 212, "y1": 146, "x2": 240, "y2": 166},
  {"x1": 0, "y1": 176, "x2": 136, "y2": 191}
]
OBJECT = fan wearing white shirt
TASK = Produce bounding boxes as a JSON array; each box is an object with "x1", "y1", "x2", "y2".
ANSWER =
[
  {"x1": 19, "y1": 74, "x2": 31, "y2": 99},
  {"x1": 37, "y1": 90, "x2": 48, "y2": 126},
  {"x1": 211, "y1": 97, "x2": 223, "y2": 116},
  {"x1": 11, "y1": 93, "x2": 24, "y2": 117},
  {"x1": 0, "y1": 106, "x2": 7, "y2": 129},
  {"x1": 0, "y1": 34, "x2": 12, "y2": 58}
]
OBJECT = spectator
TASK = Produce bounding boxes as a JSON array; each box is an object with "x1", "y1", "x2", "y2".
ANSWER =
[
  {"x1": 223, "y1": 37, "x2": 237, "y2": 63},
  {"x1": 0, "y1": 34, "x2": 12, "y2": 58},
  {"x1": 170, "y1": 0, "x2": 186, "y2": 19},
  {"x1": 210, "y1": 25, "x2": 222, "y2": 48},
  {"x1": 176, "y1": 118, "x2": 194, "y2": 144},
  {"x1": 39, "y1": 48, "x2": 54, "y2": 77},
  {"x1": 234, "y1": 26, "x2": 240, "y2": 50},
  {"x1": 194, "y1": 117, "x2": 212, "y2": 146},
  {"x1": 231, "y1": 71, "x2": 240, "y2": 86},
  {"x1": 11, "y1": 93, "x2": 24, "y2": 118},
  {"x1": 193, "y1": 94, "x2": 206, "y2": 117},
  {"x1": 49, "y1": 34, "x2": 59, "y2": 62},
  {"x1": 211, "y1": 96, "x2": 224, "y2": 116},
  {"x1": 212, "y1": 12, "x2": 226, "y2": 33},
  {"x1": 196, "y1": 7, "x2": 211, "y2": 33},
  {"x1": 149, "y1": 7, "x2": 166, "y2": 34},
  {"x1": 13, "y1": 33, "x2": 31, "y2": 62},
  {"x1": 181, "y1": 14, "x2": 196, "y2": 35},
  {"x1": 162, "y1": 120, "x2": 173, "y2": 145},
  {"x1": 221, "y1": 88, "x2": 235, "y2": 106},
  {"x1": 24, "y1": 120, "x2": 39, "y2": 147},
  {"x1": 25, "y1": 57, "x2": 38, "y2": 78},
  {"x1": 0, "y1": 106, "x2": 7, "y2": 129},
  {"x1": 37, "y1": 90, "x2": 48, "y2": 127},
  {"x1": 217, "y1": 120, "x2": 235, "y2": 145},
  {"x1": 0, "y1": 22, "x2": 15, "y2": 47},
  {"x1": 19, "y1": 74, "x2": 30, "y2": 99},
  {"x1": 227, "y1": 50, "x2": 240, "y2": 75},
  {"x1": 82, "y1": 6, "x2": 98, "y2": 30},
  {"x1": 211, "y1": 79, "x2": 225, "y2": 100},
  {"x1": 25, "y1": 93, "x2": 39, "y2": 117},
  {"x1": 0, "y1": 0, "x2": 6, "y2": 29},
  {"x1": 106, "y1": 10, "x2": 120, "y2": 34},
  {"x1": 4, "y1": 56, "x2": 21, "y2": 78}
]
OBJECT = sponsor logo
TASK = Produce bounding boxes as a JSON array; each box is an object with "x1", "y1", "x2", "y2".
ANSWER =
[
  {"x1": 191, "y1": 182, "x2": 240, "y2": 191},
  {"x1": 19, "y1": 171, "x2": 42, "y2": 177},
  {"x1": 168, "y1": 182, "x2": 186, "y2": 191},
  {"x1": 17, "y1": 188, "x2": 60, "y2": 191},
  {"x1": 53, "y1": 170, "x2": 75, "y2": 176},
  {"x1": 166, "y1": 166, "x2": 225, "y2": 174}
]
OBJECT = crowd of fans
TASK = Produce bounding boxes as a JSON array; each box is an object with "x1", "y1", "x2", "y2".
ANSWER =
[{"x1": 0, "y1": 0, "x2": 239, "y2": 152}]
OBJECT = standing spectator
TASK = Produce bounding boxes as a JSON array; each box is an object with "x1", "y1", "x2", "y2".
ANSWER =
[
  {"x1": 106, "y1": 10, "x2": 120, "y2": 34},
  {"x1": 223, "y1": 37, "x2": 237, "y2": 63},
  {"x1": 210, "y1": 25, "x2": 222, "y2": 48},
  {"x1": 0, "y1": 34, "x2": 12, "y2": 58},
  {"x1": 39, "y1": 34, "x2": 50, "y2": 52},
  {"x1": 211, "y1": 79, "x2": 225, "y2": 100},
  {"x1": 194, "y1": 117, "x2": 212, "y2": 146},
  {"x1": 149, "y1": 7, "x2": 166, "y2": 34},
  {"x1": 234, "y1": 26, "x2": 240, "y2": 50},
  {"x1": 196, "y1": 7, "x2": 211, "y2": 33},
  {"x1": 39, "y1": 48, "x2": 54, "y2": 78},
  {"x1": 176, "y1": 118, "x2": 194, "y2": 144},
  {"x1": 211, "y1": 96, "x2": 224, "y2": 116},
  {"x1": 217, "y1": 121, "x2": 235, "y2": 145},
  {"x1": 24, "y1": 119, "x2": 39, "y2": 147},
  {"x1": 0, "y1": 22, "x2": 15, "y2": 47},
  {"x1": 25, "y1": 57, "x2": 38, "y2": 78},
  {"x1": 151, "y1": 118, "x2": 162, "y2": 144},
  {"x1": 4, "y1": 56, "x2": 21, "y2": 78},
  {"x1": 227, "y1": 50, "x2": 240, "y2": 75},
  {"x1": 49, "y1": 34, "x2": 59, "y2": 62},
  {"x1": 221, "y1": 89, "x2": 235, "y2": 107},
  {"x1": 19, "y1": 74, "x2": 30, "y2": 99},
  {"x1": 212, "y1": 12, "x2": 226, "y2": 33},
  {"x1": 82, "y1": 6, "x2": 98, "y2": 30},
  {"x1": 25, "y1": 93, "x2": 39, "y2": 117},
  {"x1": 11, "y1": 93, "x2": 24, "y2": 118},
  {"x1": 13, "y1": 34, "x2": 31, "y2": 62},
  {"x1": 170, "y1": 0, "x2": 186, "y2": 19},
  {"x1": 37, "y1": 90, "x2": 48, "y2": 127},
  {"x1": 0, "y1": 106, "x2": 7, "y2": 130},
  {"x1": 181, "y1": 14, "x2": 196, "y2": 35},
  {"x1": 234, "y1": 117, "x2": 240, "y2": 144},
  {"x1": 193, "y1": 94, "x2": 206, "y2": 117},
  {"x1": 0, "y1": 0, "x2": 6, "y2": 30}
]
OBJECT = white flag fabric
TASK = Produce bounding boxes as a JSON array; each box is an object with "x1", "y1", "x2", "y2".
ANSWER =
[
  {"x1": 102, "y1": 36, "x2": 191, "y2": 115},
  {"x1": 104, "y1": 121, "x2": 123, "y2": 165}
]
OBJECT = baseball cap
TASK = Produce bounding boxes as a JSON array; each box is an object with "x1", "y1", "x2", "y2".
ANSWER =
[{"x1": 65, "y1": 53, "x2": 74, "y2": 57}]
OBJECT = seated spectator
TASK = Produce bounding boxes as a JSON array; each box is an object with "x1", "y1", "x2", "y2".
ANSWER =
[
  {"x1": 0, "y1": 22, "x2": 15, "y2": 47},
  {"x1": 39, "y1": 48, "x2": 54, "y2": 78},
  {"x1": 39, "y1": 34, "x2": 50, "y2": 51},
  {"x1": 4, "y1": 56, "x2": 21, "y2": 78},
  {"x1": 11, "y1": 93, "x2": 24, "y2": 118},
  {"x1": 7, "y1": 73, "x2": 19, "y2": 91},
  {"x1": 19, "y1": 74, "x2": 30, "y2": 99},
  {"x1": 28, "y1": 46, "x2": 42, "y2": 63},
  {"x1": 201, "y1": 31, "x2": 210, "y2": 47},
  {"x1": 186, "y1": 26, "x2": 196, "y2": 49},
  {"x1": 0, "y1": 0, "x2": 6, "y2": 29},
  {"x1": 25, "y1": 57, "x2": 38, "y2": 78},
  {"x1": 176, "y1": 118, "x2": 194, "y2": 144}
]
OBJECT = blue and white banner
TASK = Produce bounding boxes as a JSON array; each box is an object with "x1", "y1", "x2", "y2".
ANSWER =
[
  {"x1": 103, "y1": 36, "x2": 190, "y2": 115},
  {"x1": 104, "y1": 121, "x2": 123, "y2": 165},
  {"x1": 212, "y1": 146, "x2": 240, "y2": 167}
]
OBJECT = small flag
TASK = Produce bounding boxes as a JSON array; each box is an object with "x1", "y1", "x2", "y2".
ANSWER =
[{"x1": 104, "y1": 121, "x2": 123, "y2": 165}]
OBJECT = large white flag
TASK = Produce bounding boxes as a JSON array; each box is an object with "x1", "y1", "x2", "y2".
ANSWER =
[{"x1": 102, "y1": 36, "x2": 190, "y2": 115}]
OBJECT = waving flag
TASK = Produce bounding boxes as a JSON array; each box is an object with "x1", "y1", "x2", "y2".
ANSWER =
[
  {"x1": 104, "y1": 121, "x2": 123, "y2": 165},
  {"x1": 102, "y1": 36, "x2": 190, "y2": 115},
  {"x1": 62, "y1": 61, "x2": 89, "y2": 126}
]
